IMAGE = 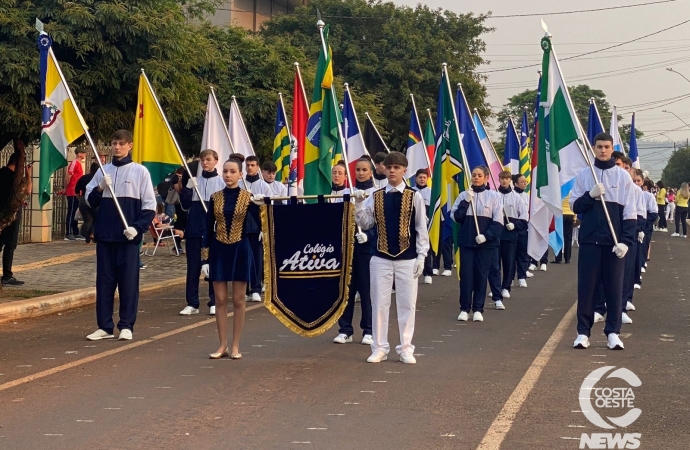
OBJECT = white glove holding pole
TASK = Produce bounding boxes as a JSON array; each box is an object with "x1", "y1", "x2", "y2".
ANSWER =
[
  {"x1": 355, "y1": 231, "x2": 368, "y2": 244},
  {"x1": 475, "y1": 234, "x2": 487, "y2": 245},
  {"x1": 638, "y1": 231, "x2": 645, "y2": 243},
  {"x1": 612, "y1": 243, "x2": 628, "y2": 259},
  {"x1": 201, "y1": 264, "x2": 209, "y2": 278},
  {"x1": 123, "y1": 227, "x2": 137, "y2": 240},
  {"x1": 251, "y1": 194, "x2": 264, "y2": 206},
  {"x1": 186, "y1": 177, "x2": 198, "y2": 189},
  {"x1": 258, "y1": 232, "x2": 264, "y2": 242},
  {"x1": 352, "y1": 190, "x2": 367, "y2": 202},
  {"x1": 467, "y1": 190, "x2": 475, "y2": 202},
  {"x1": 413, "y1": 257, "x2": 424, "y2": 279},
  {"x1": 506, "y1": 222, "x2": 515, "y2": 231},
  {"x1": 589, "y1": 183, "x2": 605, "y2": 199},
  {"x1": 99, "y1": 174, "x2": 112, "y2": 191}
]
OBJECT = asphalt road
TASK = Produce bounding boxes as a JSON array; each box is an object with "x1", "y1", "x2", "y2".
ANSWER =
[{"x1": 1, "y1": 234, "x2": 688, "y2": 449}]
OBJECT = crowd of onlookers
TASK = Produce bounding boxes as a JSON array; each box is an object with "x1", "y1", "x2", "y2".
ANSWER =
[{"x1": 652, "y1": 181, "x2": 690, "y2": 237}]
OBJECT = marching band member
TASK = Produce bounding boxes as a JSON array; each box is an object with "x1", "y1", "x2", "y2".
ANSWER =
[
  {"x1": 372, "y1": 152, "x2": 388, "y2": 189},
  {"x1": 261, "y1": 161, "x2": 288, "y2": 198},
  {"x1": 243, "y1": 155, "x2": 272, "y2": 302},
  {"x1": 412, "y1": 169, "x2": 434, "y2": 284},
  {"x1": 179, "y1": 149, "x2": 225, "y2": 316},
  {"x1": 334, "y1": 156, "x2": 376, "y2": 346},
  {"x1": 353, "y1": 152, "x2": 429, "y2": 364},
  {"x1": 452, "y1": 165, "x2": 503, "y2": 322},
  {"x1": 85, "y1": 130, "x2": 156, "y2": 341},
  {"x1": 570, "y1": 132, "x2": 636, "y2": 351},
  {"x1": 637, "y1": 178, "x2": 658, "y2": 288},
  {"x1": 203, "y1": 157, "x2": 255, "y2": 359},
  {"x1": 329, "y1": 161, "x2": 349, "y2": 202},
  {"x1": 487, "y1": 171, "x2": 528, "y2": 309},
  {"x1": 620, "y1": 165, "x2": 647, "y2": 322},
  {"x1": 512, "y1": 174, "x2": 532, "y2": 286}
]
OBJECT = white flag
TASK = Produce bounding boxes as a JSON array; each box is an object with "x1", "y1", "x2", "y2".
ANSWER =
[
  {"x1": 200, "y1": 91, "x2": 233, "y2": 177},
  {"x1": 228, "y1": 97, "x2": 255, "y2": 158}
]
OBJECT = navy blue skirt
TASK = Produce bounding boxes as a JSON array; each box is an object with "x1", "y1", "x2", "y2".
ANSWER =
[{"x1": 209, "y1": 236, "x2": 255, "y2": 283}]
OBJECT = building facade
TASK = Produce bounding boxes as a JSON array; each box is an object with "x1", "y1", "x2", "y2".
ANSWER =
[{"x1": 210, "y1": 0, "x2": 306, "y2": 31}]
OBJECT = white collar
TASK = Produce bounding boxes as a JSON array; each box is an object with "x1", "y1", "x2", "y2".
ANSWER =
[{"x1": 385, "y1": 181, "x2": 407, "y2": 194}]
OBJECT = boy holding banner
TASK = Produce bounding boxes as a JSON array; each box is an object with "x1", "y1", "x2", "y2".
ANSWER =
[
  {"x1": 243, "y1": 155, "x2": 272, "y2": 301},
  {"x1": 354, "y1": 152, "x2": 429, "y2": 364}
]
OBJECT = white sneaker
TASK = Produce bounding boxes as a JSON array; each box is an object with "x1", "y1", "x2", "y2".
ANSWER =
[
  {"x1": 86, "y1": 329, "x2": 114, "y2": 341},
  {"x1": 441, "y1": 269, "x2": 452, "y2": 277},
  {"x1": 671, "y1": 232, "x2": 679, "y2": 237},
  {"x1": 519, "y1": 279, "x2": 527, "y2": 288},
  {"x1": 528, "y1": 264, "x2": 537, "y2": 271},
  {"x1": 250, "y1": 292, "x2": 261, "y2": 302},
  {"x1": 179, "y1": 306, "x2": 199, "y2": 316},
  {"x1": 594, "y1": 312, "x2": 605, "y2": 323},
  {"x1": 333, "y1": 333, "x2": 353, "y2": 344},
  {"x1": 432, "y1": 269, "x2": 439, "y2": 275},
  {"x1": 539, "y1": 264, "x2": 547, "y2": 271},
  {"x1": 573, "y1": 334, "x2": 590, "y2": 349},
  {"x1": 367, "y1": 350, "x2": 387, "y2": 363},
  {"x1": 473, "y1": 311, "x2": 484, "y2": 322},
  {"x1": 361, "y1": 334, "x2": 373, "y2": 345},
  {"x1": 626, "y1": 301, "x2": 635, "y2": 311},
  {"x1": 209, "y1": 306, "x2": 216, "y2": 315},
  {"x1": 399, "y1": 352, "x2": 416, "y2": 364},
  {"x1": 495, "y1": 300, "x2": 505, "y2": 310},
  {"x1": 526, "y1": 271, "x2": 534, "y2": 278},
  {"x1": 633, "y1": 284, "x2": 641, "y2": 290},
  {"x1": 661, "y1": 228, "x2": 668, "y2": 232},
  {"x1": 621, "y1": 312, "x2": 633, "y2": 324},
  {"x1": 644, "y1": 262, "x2": 647, "y2": 268},
  {"x1": 355, "y1": 292, "x2": 361, "y2": 302},
  {"x1": 641, "y1": 267, "x2": 646, "y2": 273},
  {"x1": 457, "y1": 311, "x2": 469, "y2": 321},
  {"x1": 118, "y1": 329, "x2": 132, "y2": 340},
  {"x1": 684, "y1": 235, "x2": 687, "y2": 238},
  {"x1": 423, "y1": 276, "x2": 432, "y2": 284},
  {"x1": 501, "y1": 289, "x2": 511, "y2": 299},
  {"x1": 607, "y1": 333, "x2": 624, "y2": 350}
]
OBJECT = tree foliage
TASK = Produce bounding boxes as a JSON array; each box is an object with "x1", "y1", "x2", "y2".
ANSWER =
[{"x1": 661, "y1": 144, "x2": 690, "y2": 188}]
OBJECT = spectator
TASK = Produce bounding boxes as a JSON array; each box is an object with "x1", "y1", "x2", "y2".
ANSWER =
[
  {"x1": 75, "y1": 162, "x2": 99, "y2": 244},
  {"x1": 63, "y1": 148, "x2": 86, "y2": 240},
  {"x1": 0, "y1": 153, "x2": 32, "y2": 286},
  {"x1": 655, "y1": 181, "x2": 667, "y2": 232},
  {"x1": 666, "y1": 188, "x2": 675, "y2": 223},
  {"x1": 672, "y1": 183, "x2": 689, "y2": 237}
]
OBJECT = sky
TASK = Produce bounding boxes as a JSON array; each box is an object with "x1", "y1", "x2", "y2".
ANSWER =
[{"x1": 394, "y1": 0, "x2": 690, "y2": 180}]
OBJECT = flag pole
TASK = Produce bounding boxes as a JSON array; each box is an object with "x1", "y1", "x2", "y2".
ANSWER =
[
  {"x1": 344, "y1": 83, "x2": 370, "y2": 156},
  {"x1": 364, "y1": 112, "x2": 391, "y2": 153},
  {"x1": 549, "y1": 41, "x2": 619, "y2": 246},
  {"x1": 294, "y1": 63, "x2": 310, "y2": 107},
  {"x1": 141, "y1": 69, "x2": 206, "y2": 212},
  {"x1": 47, "y1": 47, "x2": 129, "y2": 229},
  {"x1": 294, "y1": 62, "x2": 309, "y2": 196},
  {"x1": 277, "y1": 92, "x2": 293, "y2": 186},
  {"x1": 210, "y1": 87, "x2": 249, "y2": 194},
  {"x1": 410, "y1": 94, "x2": 432, "y2": 173},
  {"x1": 426, "y1": 108, "x2": 436, "y2": 135},
  {"x1": 443, "y1": 64, "x2": 479, "y2": 234}
]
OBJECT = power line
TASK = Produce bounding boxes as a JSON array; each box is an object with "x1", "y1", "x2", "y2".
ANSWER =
[{"x1": 489, "y1": 0, "x2": 679, "y2": 19}]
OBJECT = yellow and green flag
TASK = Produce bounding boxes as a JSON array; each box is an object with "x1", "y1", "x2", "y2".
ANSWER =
[{"x1": 273, "y1": 98, "x2": 291, "y2": 182}]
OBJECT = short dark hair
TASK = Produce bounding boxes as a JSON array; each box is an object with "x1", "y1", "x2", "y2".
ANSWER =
[
  {"x1": 245, "y1": 155, "x2": 259, "y2": 164},
  {"x1": 612, "y1": 151, "x2": 625, "y2": 161},
  {"x1": 593, "y1": 132, "x2": 614, "y2": 145},
  {"x1": 111, "y1": 129, "x2": 133, "y2": 143},
  {"x1": 499, "y1": 170, "x2": 512, "y2": 179},
  {"x1": 656, "y1": 180, "x2": 664, "y2": 189},
  {"x1": 229, "y1": 153, "x2": 245, "y2": 163},
  {"x1": 89, "y1": 162, "x2": 99, "y2": 174},
  {"x1": 643, "y1": 179, "x2": 654, "y2": 190},
  {"x1": 623, "y1": 156, "x2": 632, "y2": 167},
  {"x1": 262, "y1": 161, "x2": 277, "y2": 173},
  {"x1": 373, "y1": 152, "x2": 387, "y2": 164},
  {"x1": 415, "y1": 168, "x2": 429, "y2": 178},
  {"x1": 7, "y1": 153, "x2": 18, "y2": 166},
  {"x1": 511, "y1": 174, "x2": 524, "y2": 185},
  {"x1": 383, "y1": 152, "x2": 408, "y2": 168}
]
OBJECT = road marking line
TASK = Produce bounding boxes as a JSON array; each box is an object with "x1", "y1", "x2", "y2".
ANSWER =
[
  {"x1": 0, "y1": 304, "x2": 264, "y2": 393},
  {"x1": 14, "y1": 250, "x2": 95, "y2": 273},
  {"x1": 476, "y1": 301, "x2": 576, "y2": 450}
]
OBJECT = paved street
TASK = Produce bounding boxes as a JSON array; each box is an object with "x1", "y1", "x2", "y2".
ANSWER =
[{"x1": 1, "y1": 233, "x2": 688, "y2": 449}]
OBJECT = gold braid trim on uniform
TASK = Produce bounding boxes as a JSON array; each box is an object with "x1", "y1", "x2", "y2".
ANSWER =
[
  {"x1": 374, "y1": 189, "x2": 414, "y2": 257},
  {"x1": 212, "y1": 190, "x2": 251, "y2": 245},
  {"x1": 201, "y1": 247, "x2": 209, "y2": 261}
]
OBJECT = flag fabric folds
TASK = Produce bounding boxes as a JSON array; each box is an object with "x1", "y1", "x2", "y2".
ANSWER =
[
  {"x1": 587, "y1": 100, "x2": 604, "y2": 146},
  {"x1": 342, "y1": 89, "x2": 368, "y2": 179},
  {"x1": 610, "y1": 105, "x2": 625, "y2": 155},
  {"x1": 304, "y1": 25, "x2": 338, "y2": 196},
  {"x1": 273, "y1": 99, "x2": 292, "y2": 182},
  {"x1": 227, "y1": 97, "x2": 255, "y2": 159},
  {"x1": 424, "y1": 118, "x2": 436, "y2": 174},
  {"x1": 38, "y1": 35, "x2": 86, "y2": 208},
  {"x1": 199, "y1": 90, "x2": 233, "y2": 177},
  {"x1": 629, "y1": 113, "x2": 640, "y2": 169},
  {"x1": 503, "y1": 117, "x2": 520, "y2": 175},
  {"x1": 363, "y1": 115, "x2": 388, "y2": 158},
  {"x1": 473, "y1": 112, "x2": 503, "y2": 188},
  {"x1": 292, "y1": 67, "x2": 309, "y2": 194},
  {"x1": 132, "y1": 73, "x2": 182, "y2": 186},
  {"x1": 406, "y1": 108, "x2": 428, "y2": 181},
  {"x1": 455, "y1": 87, "x2": 490, "y2": 186},
  {"x1": 519, "y1": 110, "x2": 531, "y2": 185}
]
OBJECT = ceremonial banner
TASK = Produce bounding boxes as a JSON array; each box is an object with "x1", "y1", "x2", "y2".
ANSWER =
[{"x1": 261, "y1": 200, "x2": 356, "y2": 337}]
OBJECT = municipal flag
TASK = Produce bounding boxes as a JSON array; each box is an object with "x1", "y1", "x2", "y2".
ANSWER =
[
  {"x1": 227, "y1": 97, "x2": 255, "y2": 158},
  {"x1": 273, "y1": 98, "x2": 291, "y2": 182},
  {"x1": 363, "y1": 115, "x2": 388, "y2": 157},
  {"x1": 37, "y1": 35, "x2": 86, "y2": 208},
  {"x1": 132, "y1": 73, "x2": 182, "y2": 186},
  {"x1": 455, "y1": 87, "x2": 490, "y2": 186},
  {"x1": 629, "y1": 112, "x2": 640, "y2": 169},
  {"x1": 292, "y1": 66, "x2": 309, "y2": 193},
  {"x1": 473, "y1": 112, "x2": 503, "y2": 188},
  {"x1": 519, "y1": 110, "x2": 531, "y2": 185},
  {"x1": 424, "y1": 117, "x2": 435, "y2": 174},
  {"x1": 199, "y1": 90, "x2": 233, "y2": 177},
  {"x1": 406, "y1": 108, "x2": 428, "y2": 181},
  {"x1": 587, "y1": 100, "x2": 604, "y2": 146},
  {"x1": 610, "y1": 105, "x2": 625, "y2": 154},
  {"x1": 342, "y1": 89, "x2": 368, "y2": 179},
  {"x1": 504, "y1": 117, "x2": 520, "y2": 175}
]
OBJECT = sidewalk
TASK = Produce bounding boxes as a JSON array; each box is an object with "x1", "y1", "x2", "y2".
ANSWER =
[{"x1": 1, "y1": 239, "x2": 188, "y2": 322}]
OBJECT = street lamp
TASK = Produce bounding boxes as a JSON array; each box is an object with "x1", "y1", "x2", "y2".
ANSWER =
[
  {"x1": 658, "y1": 133, "x2": 677, "y2": 152},
  {"x1": 666, "y1": 67, "x2": 690, "y2": 85},
  {"x1": 662, "y1": 109, "x2": 690, "y2": 129}
]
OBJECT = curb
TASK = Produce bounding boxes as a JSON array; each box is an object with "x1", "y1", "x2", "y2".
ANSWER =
[{"x1": 0, "y1": 276, "x2": 187, "y2": 325}]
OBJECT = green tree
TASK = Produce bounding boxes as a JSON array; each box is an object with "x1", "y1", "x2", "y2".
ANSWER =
[
  {"x1": 661, "y1": 144, "x2": 690, "y2": 187},
  {"x1": 260, "y1": 0, "x2": 491, "y2": 151}
]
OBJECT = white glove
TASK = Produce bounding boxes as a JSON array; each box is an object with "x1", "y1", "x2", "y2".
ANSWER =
[
  {"x1": 467, "y1": 190, "x2": 475, "y2": 202},
  {"x1": 186, "y1": 177, "x2": 198, "y2": 189},
  {"x1": 123, "y1": 226, "x2": 137, "y2": 240},
  {"x1": 258, "y1": 232, "x2": 264, "y2": 242},
  {"x1": 589, "y1": 183, "x2": 605, "y2": 199},
  {"x1": 356, "y1": 231, "x2": 368, "y2": 244},
  {"x1": 638, "y1": 231, "x2": 645, "y2": 243},
  {"x1": 201, "y1": 264, "x2": 209, "y2": 278},
  {"x1": 612, "y1": 243, "x2": 628, "y2": 259},
  {"x1": 506, "y1": 222, "x2": 515, "y2": 231},
  {"x1": 475, "y1": 234, "x2": 487, "y2": 245},
  {"x1": 99, "y1": 174, "x2": 112, "y2": 190},
  {"x1": 413, "y1": 258, "x2": 424, "y2": 279},
  {"x1": 251, "y1": 194, "x2": 264, "y2": 206},
  {"x1": 352, "y1": 190, "x2": 367, "y2": 202}
]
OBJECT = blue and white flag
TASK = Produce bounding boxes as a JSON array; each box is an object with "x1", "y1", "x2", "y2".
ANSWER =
[
  {"x1": 587, "y1": 100, "x2": 604, "y2": 147},
  {"x1": 629, "y1": 112, "x2": 640, "y2": 169},
  {"x1": 504, "y1": 117, "x2": 520, "y2": 175},
  {"x1": 406, "y1": 107, "x2": 428, "y2": 181},
  {"x1": 342, "y1": 89, "x2": 367, "y2": 181}
]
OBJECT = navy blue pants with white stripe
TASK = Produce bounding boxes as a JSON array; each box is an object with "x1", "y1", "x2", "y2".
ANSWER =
[
  {"x1": 514, "y1": 230, "x2": 529, "y2": 280},
  {"x1": 96, "y1": 242, "x2": 140, "y2": 333},
  {"x1": 459, "y1": 246, "x2": 494, "y2": 313},
  {"x1": 577, "y1": 244, "x2": 624, "y2": 337}
]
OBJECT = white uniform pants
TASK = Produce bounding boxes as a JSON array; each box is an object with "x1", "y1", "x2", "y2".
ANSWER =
[{"x1": 369, "y1": 256, "x2": 417, "y2": 355}]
